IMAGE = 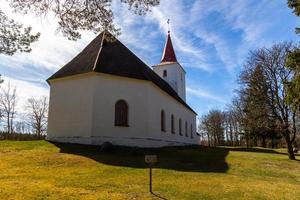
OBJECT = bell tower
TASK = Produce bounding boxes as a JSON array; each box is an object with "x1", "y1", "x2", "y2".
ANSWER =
[{"x1": 153, "y1": 20, "x2": 186, "y2": 101}]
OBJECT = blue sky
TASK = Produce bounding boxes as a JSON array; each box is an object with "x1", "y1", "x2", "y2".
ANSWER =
[{"x1": 0, "y1": 0, "x2": 299, "y2": 116}]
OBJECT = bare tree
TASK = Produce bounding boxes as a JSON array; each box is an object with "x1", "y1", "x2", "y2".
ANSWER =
[
  {"x1": 1, "y1": 0, "x2": 160, "y2": 55},
  {"x1": 199, "y1": 115, "x2": 211, "y2": 146},
  {"x1": 199, "y1": 109, "x2": 225, "y2": 146},
  {"x1": 226, "y1": 97, "x2": 245, "y2": 146},
  {"x1": 224, "y1": 109, "x2": 239, "y2": 146},
  {"x1": 15, "y1": 120, "x2": 26, "y2": 134},
  {"x1": 0, "y1": 82, "x2": 17, "y2": 134},
  {"x1": 247, "y1": 42, "x2": 298, "y2": 159},
  {"x1": 0, "y1": 75, "x2": 4, "y2": 122},
  {"x1": 26, "y1": 97, "x2": 48, "y2": 137}
]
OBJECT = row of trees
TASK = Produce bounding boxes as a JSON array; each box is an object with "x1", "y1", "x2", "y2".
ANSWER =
[
  {"x1": 0, "y1": 79, "x2": 48, "y2": 138},
  {"x1": 199, "y1": 42, "x2": 300, "y2": 160},
  {"x1": 199, "y1": 0, "x2": 300, "y2": 160}
]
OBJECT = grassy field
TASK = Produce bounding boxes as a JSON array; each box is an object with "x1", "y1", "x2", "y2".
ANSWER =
[{"x1": 0, "y1": 141, "x2": 299, "y2": 200}]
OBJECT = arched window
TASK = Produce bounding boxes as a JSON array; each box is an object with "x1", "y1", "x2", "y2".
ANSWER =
[
  {"x1": 185, "y1": 121, "x2": 188, "y2": 137},
  {"x1": 179, "y1": 118, "x2": 182, "y2": 136},
  {"x1": 190, "y1": 124, "x2": 193, "y2": 138},
  {"x1": 171, "y1": 114, "x2": 175, "y2": 134},
  {"x1": 163, "y1": 70, "x2": 167, "y2": 77},
  {"x1": 115, "y1": 100, "x2": 128, "y2": 126},
  {"x1": 161, "y1": 110, "x2": 166, "y2": 132}
]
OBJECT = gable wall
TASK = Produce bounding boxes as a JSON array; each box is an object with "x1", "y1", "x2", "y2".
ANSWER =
[{"x1": 47, "y1": 74, "x2": 94, "y2": 144}]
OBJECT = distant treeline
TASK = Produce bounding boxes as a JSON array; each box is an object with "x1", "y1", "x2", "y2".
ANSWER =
[
  {"x1": 0, "y1": 76, "x2": 48, "y2": 139},
  {"x1": 0, "y1": 131, "x2": 46, "y2": 141},
  {"x1": 198, "y1": 42, "x2": 300, "y2": 160}
]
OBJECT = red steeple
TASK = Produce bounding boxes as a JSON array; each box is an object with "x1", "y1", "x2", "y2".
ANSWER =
[{"x1": 161, "y1": 31, "x2": 177, "y2": 63}]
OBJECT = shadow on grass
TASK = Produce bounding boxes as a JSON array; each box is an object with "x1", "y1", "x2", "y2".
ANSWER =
[
  {"x1": 51, "y1": 142, "x2": 230, "y2": 173},
  {"x1": 50, "y1": 142, "x2": 300, "y2": 172},
  {"x1": 151, "y1": 191, "x2": 169, "y2": 200},
  {"x1": 225, "y1": 147, "x2": 300, "y2": 159},
  {"x1": 224, "y1": 147, "x2": 288, "y2": 155}
]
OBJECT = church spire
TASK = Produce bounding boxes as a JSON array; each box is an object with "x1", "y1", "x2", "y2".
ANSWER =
[{"x1": 161, "y1": 19, "x2": 177, "y2": 63}]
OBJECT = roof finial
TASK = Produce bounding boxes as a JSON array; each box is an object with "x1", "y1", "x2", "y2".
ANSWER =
[
  {"x1": 167, "y1": 19, "x2": 170, "y2": 34},
  {"x1": 160, "y1": 19, "x2": 177, "y2": 63}
]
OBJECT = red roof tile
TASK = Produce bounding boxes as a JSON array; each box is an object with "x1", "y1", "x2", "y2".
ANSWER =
[{"x1": 161, "y1": 33, "x2": 177, "y2": 63}]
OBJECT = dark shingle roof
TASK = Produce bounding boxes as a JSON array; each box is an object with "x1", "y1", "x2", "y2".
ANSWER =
[{"x1": 47, "y1": 32, "x2": 196, "y2": 114}]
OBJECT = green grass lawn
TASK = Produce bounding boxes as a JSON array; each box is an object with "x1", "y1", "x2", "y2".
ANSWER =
[{"x1": 0, "y1": 141, "x2": 299, "y2": 200}]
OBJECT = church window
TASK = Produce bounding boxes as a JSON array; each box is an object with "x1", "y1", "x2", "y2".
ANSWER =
[
  {"x1": 179, "y1": 118, "x2": 182, "y2": 135},
  {"x1": 190, "y1": 124, "x2": 193, "y2": 138},
  {"x1": 115, "y1": 100, "x2": 128, "y2": 126},
  {"x1": 161, "y1": 110, "x2": 166, "y2": 132},
  {"x1": 185, "y1": 121, "x2": 188, "y2": 137},
  {"x1": 163, "y1": 70, "x2": 167, "y2": 77},
  {"x1": 171, "y1": 114, "x2": 175, "y2": 134}
]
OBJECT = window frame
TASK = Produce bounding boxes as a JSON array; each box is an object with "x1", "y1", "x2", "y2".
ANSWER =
[
  {"x1": 179, "y1": 118, "x2": 182, "y2": 136},
  {"x1": 185, "y1": 121, "x2": 188, "y2": 137},
  {"x1": 171, "y1": 114, "x2": 175, "y2": 134},
  {"x1": 114, "y1": 100, "x2": 129, "y2": 127},
  {"x1": 163, "y1": 70, "x2": 167, "y2": 77},
  {"x1": 161, "y1": 110, "x2": 166, "y2": 132}
]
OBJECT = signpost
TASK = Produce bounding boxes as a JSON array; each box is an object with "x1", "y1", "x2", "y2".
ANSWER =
[{"x1": 145, "y1": 155, "x2": 158, "y2": 194}]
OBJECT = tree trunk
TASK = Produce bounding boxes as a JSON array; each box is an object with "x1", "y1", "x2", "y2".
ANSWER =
[
  {"x1": 7, "y1": 113, "x2": 10, "y2": 134},
  {"x1": 225, "y1": 125, "x2": 229, "y2": 145},
  {"x1": 262, "y1": 135, "x2": 266, "y2": 148},
  {"x1": 246, "y1": 134, "x2": 249, "y2": 148},
  {"x1": 207, "y1": 133, "x2": 211, "y2": 147},
  {"x1": 284, "y1": 132, "x2": 296, "y2": 160},
  {"x1": 271, "y1": 137, "x2": 276, "y2": 149},
  {"x1": 254, "y1": 136, "x2": 258, "y2": 147}
]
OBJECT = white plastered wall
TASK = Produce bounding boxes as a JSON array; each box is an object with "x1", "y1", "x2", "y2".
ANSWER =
[
  {"x1": 153, "y1": 62, "x2": 186, "y2": 101},
  {"x1": 47, "y1": 72, "x2": 199, "y2": 147},
  {"x1": 47, "y1": 73, "x2": 94, "y2": 144}
]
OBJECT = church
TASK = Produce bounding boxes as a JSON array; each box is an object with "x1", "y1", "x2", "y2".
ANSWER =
[{"x1": 46, "y1": 30, "x2": 199, "y2": 147}]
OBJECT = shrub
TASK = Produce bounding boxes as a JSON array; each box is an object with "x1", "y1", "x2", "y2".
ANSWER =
[{"x1": 0, "y1": 132, "x2": 45, "y2": 141}]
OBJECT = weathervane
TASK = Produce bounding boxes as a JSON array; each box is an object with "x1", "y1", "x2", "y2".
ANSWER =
[{"x1": 167, "y1": 19, "x2": 170, "y2": 34}]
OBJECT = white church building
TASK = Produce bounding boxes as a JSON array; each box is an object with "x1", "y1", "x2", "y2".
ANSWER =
[{"x1": 46, "y1": 30, "x2": 199, "y2": 147}]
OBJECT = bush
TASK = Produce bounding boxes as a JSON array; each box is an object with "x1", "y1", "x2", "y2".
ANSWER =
[
  {"x1": 0, "y1": 132, "x2": 45, "y2": 141},
  {"x1": 99, "y1": 142, "x2": 114, "y2": 153}
]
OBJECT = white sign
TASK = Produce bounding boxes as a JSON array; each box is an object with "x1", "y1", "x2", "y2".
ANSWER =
[{"x1": 145, "y1": 155, "x2": 158, "y2": 164}]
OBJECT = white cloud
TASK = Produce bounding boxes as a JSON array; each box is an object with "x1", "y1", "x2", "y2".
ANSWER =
[
  {"x1": 186, "y1": 0, "x2": 277, "y2": 73},
  {"x1": 0, "y1": 2, "x2": 96, "y2": 71},
  {"x1": 186, "y1": 87, "x2": 225, "y2": 103},
  {"x1": 142, "y1": 0, "x2": 211, "y2": 71}
]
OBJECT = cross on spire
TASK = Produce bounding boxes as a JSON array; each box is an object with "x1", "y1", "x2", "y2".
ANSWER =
[{"x1": 161, "y1": 19, "x2": 177, "y2": 63}]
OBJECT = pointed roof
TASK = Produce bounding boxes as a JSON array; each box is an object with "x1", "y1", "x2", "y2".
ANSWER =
[
  {"x1": 47, "y1": 31, "x2": 196, "y2": 114},
  {"x1": 161, "y1": 32, "x2": 177, "y2": 63}
]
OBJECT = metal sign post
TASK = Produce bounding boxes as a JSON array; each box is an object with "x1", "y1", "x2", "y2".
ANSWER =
[
  {"x1": 145, "y1": 155, "x2": 158, "y2": 194},
  {"x1": 149, "y1": 165, "x2": 153, "y2": 193}
]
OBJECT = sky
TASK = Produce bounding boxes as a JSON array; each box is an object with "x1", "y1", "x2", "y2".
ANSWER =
[{"x1": 0, "y1": 0, "x2": 299, "y2": 117}]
